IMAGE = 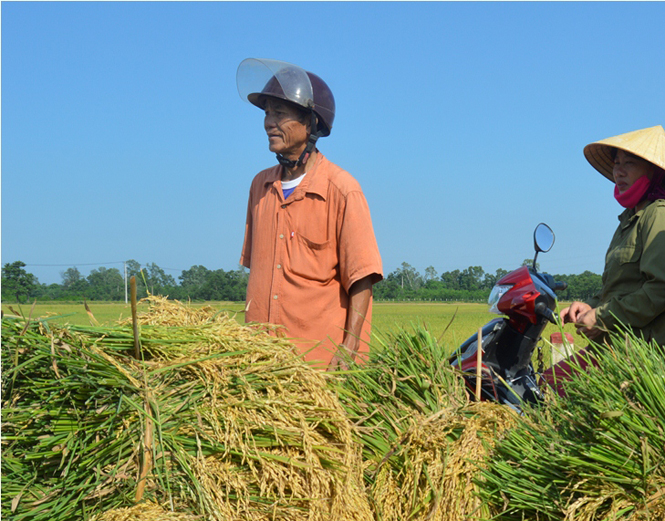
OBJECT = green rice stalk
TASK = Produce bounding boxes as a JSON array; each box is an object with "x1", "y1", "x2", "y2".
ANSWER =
[
  {"x1": 479, "y1": 327, "x2": 665, "y2": 521},
  {"x1": 333, "y1": 324, "x2": 517, "y2": 521}
]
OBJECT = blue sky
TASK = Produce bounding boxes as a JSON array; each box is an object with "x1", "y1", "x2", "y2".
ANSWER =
[{"x1": 2, "y1": 1, "x2": 664, "y2": 286}]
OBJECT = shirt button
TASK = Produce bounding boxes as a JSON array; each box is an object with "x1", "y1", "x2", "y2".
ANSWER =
[
  {"x1": 279, "y1": 234, "x2": 284, "y2": 239},
  {"x1": 273, "y1": 294, "x2": 278, "y2": 299},
  {"x1": 276, "y1": 264, "x2": 282, "y2": 269},
  {"x1": 281, "y1": 204, "x2": 287, "y2": 209}
]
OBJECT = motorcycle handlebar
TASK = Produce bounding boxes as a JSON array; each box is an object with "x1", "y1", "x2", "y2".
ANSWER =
[
  {"x1": 535, "y1": 302, "x2": 558, "y2": 324},
  {"x1": 554, "y1": 281, "x2": 568, "y2": 292},
  {"x1": 534, "y1": 272, "x2": 568, "y2": 292}
]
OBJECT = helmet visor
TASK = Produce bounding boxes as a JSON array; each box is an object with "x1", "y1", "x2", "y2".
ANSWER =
[{"x1": 237, "y1": 58, "x2": 314, "y2": 110}]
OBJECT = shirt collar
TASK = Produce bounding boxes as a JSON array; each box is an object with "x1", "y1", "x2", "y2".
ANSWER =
[
  {"x1": 618, "y1": 199, "x2": 654, "y2": 228},
  {"x1": 263, "y1": 152, "x2": 329, "y2": 200}
]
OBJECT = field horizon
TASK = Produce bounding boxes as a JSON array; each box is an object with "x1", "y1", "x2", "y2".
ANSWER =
[{"x1": 2, "y1": 299, "x2": 579, "y2": 361}]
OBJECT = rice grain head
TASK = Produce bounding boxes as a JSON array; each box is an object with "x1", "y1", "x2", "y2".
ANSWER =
[{"x1": 371, "y1": 402, "x2": 518, "y2": 521}]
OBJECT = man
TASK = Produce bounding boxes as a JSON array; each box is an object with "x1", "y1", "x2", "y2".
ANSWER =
[{"x1": 236, "y1": 58, "x2": 383, "y2": 370}]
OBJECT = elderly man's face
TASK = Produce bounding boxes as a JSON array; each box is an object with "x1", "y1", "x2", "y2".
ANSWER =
[
  {"x1": 613, "y1": 150, "x2": 655, "y2": 194},
  {"x1": 263, "y1": 98, "x2": 310, "y2": 157}
]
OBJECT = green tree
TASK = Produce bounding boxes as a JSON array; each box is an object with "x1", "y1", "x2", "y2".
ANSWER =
[
  {"x1": 483, "y1": 268, "x2": 509, "y2": 290},
  {"x1": 396, "y1": 262, "x2": 422, "y2": 292},
  {"x1": 61, "y1": 267, "x2": 88, "y2": 297},
  {"x1": 574, "y1": 270, "x2": 603, "y2": 299},
  {"x1": 421, "y1": 278, "x2": 444, "y2": 299},
  {"x1": 424, "y1": 266, "x2": 438, "y2": 282},
  {"x1": 87, "y1": 267, "x2": 124, "y2": 300},
  {"x1": 440, "y1": 270, "x2": 461, "y2": 290},
  {"x1": 1, "y1": 261, "x2": 38, "y2": 303},
  {"x1": 458, "y1": 266, "x2": 485, "y2": 291},
  {"x1": 37, "y1": 283, "x2": 66, "y2": 301},
  {"x1": 144, "y1": 263, "x2": 176, "y2": 296},
  {"x1": 178, "y1": 265, "x2": 211, "y2": 299},
  {"x1": 62, "y1": 267, "x2": 82, "y2": 287},
  {"x1": 554, "y1": 270, "x2": 602, "y2": 301},
  {"x1": 124, "y1": 259, "x2": 144, "y2": 296},
  {"x1": 201, "y1": 268, "x2": 247, "y2": 301},
  {"x1": 372, "y1": 275, "x2": 401, "y2": 300},
  {"x1": 522, "y1": 258, "x2": 540, "y2": 271}
]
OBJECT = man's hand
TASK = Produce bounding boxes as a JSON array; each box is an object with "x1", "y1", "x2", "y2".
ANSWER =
[
  {"x1": 327, "y1": 276, "x2": 373, "y2": 372},
  {"x1": 328, "y1": 343, "x2": 354, "y2": 371}
]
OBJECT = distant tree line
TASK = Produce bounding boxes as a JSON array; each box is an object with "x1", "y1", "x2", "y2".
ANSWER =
[
  {"x1": 1, "y1": 259, "x2": 602, "y2": 304},
  {"x1": 372, "y1": 262, "x2": 603, "y2": 303},
  {"x1": 1, "y1": 261, "x2": 248, "y2": 303}
]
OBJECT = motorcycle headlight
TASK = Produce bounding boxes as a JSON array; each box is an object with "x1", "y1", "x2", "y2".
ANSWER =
[{"x1": 488, "y1": 284, "x2": 512, "y2": 314}]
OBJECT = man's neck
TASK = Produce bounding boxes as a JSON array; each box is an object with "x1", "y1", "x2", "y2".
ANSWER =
[{"x1": 282, "y1": 149, "x2": 318, "y2": 181}]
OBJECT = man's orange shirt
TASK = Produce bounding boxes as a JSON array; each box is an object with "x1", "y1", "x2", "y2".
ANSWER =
[{"x1": 240, "y1": 153, "x2": 383, "y2": 367}]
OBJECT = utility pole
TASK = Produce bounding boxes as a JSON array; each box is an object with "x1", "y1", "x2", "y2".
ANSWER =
[{"x1": 124, "y1": 261, "x2": 128, "y2": 304}]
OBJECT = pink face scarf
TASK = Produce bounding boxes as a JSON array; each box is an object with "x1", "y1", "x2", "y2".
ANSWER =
[
  {"x1": 614, "y1": 168, "x2": 665, "y2": 209},
  {"x1": 614, "y1": 175, "x2": 651, "y2": 208}
]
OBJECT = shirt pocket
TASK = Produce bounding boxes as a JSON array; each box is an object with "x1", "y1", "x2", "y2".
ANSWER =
[
  {"x1": 289, "y1": 233, "x2": 337, "y2": 283},
  {"x1": 615, "y1": 246, "x2": 641, "y2": 265},
  {"x1": 613, "y1": 234, "x2": 642, "y2": 265}
]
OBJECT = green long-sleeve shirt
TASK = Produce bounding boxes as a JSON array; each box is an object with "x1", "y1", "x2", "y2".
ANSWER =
[{"x1": 587, "y1": 199, "x2": 665, "y2": 346}]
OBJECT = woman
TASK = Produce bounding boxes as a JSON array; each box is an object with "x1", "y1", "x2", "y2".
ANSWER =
[
  {"x1": 544, "y1": 125, "x2": 665, "y2": 397},
  {"x1": 561, "y1": 125, "x2": 665, "y2": 347}
]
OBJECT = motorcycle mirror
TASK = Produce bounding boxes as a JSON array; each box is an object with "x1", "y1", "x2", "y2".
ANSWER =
[
  {"x1": 534, "y1": 223, "x2": 555, "y2": 253},
  {"x1": 532, "y1": 223, "x2": 554, "y2": 270}
]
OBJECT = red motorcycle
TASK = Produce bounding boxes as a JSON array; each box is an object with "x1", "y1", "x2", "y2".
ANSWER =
[{"x1": 449, "y1": 224, "x2": 567, "y2": 412}]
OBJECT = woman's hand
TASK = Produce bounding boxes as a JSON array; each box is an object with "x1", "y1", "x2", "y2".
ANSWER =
[
  {"x1": 560, "y1": 301, "x2": 592, "y2": 324},
  {"x1": 575, "y1": 307, "x2": 604, "y2": 339},
  {"x1": 561, "y1": 302, "x2": 602, "y2": 339}
]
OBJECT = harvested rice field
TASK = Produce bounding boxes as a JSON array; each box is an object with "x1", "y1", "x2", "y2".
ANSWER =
[{"x1": 2, "y1": 297, "x2": 664, "y2": 520}]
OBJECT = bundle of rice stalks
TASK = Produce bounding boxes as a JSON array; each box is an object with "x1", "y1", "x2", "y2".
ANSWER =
[
  {"x1": 1, "y1": 297, "x2": 372, "y2": 521},
  {"x1": 479, "y1": 329, "x2": 665, "y2": 521},
  {"x1": 371, "y1": 403, "x2": 517, "y2": 521},
  {"x1": 118, "y1": 299, "x2": 238, "y2": 328},
  {"x1": 335, "y1": 326, "x2": 469, "y2": 464},
  {"x1": 335, "y1": 325, "x2": 517, "y2": 520}
]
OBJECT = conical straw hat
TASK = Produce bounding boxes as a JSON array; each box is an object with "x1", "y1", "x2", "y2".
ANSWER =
[{"x1": 583, "y1": 125, "x2": 665, "y2": 181}]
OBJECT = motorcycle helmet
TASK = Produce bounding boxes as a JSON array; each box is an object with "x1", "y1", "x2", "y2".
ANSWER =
[{"x1": 237, "y1": 58, "x2": 336, "y2": 167}]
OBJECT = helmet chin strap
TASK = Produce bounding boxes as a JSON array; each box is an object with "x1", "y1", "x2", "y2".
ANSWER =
[{"x1": 276, "y1": 112, "x2": 321, "y2": 169}]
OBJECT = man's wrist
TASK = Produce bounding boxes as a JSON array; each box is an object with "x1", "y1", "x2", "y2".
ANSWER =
[{"x1": 338, "y1": 342, "x2": 358, "y2": 358}]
